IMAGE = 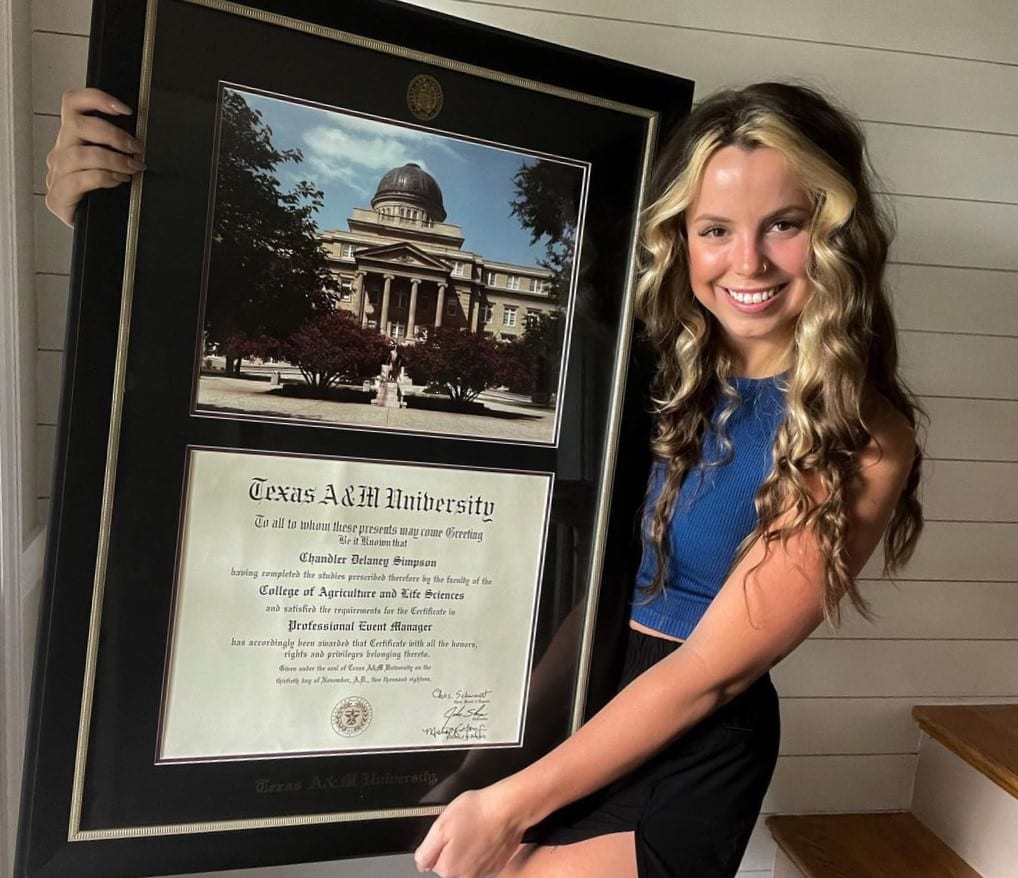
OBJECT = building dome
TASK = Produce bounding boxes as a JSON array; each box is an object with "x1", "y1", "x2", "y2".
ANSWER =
[{"x1": 371, "y1": 163, "x2": 447, "y2": 223}]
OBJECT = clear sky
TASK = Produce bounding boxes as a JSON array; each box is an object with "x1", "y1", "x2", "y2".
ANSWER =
[{"x1": 229, "y1": 87, "x2": 583, "y2": 268}]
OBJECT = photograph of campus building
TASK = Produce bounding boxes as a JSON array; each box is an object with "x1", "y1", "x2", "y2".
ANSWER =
[
  {"x1": 321, "y1": 161, "x2": 558, "y2": 342},
  {"x1": 193, "y1": 86, "x2": 587, "y2": 445}
]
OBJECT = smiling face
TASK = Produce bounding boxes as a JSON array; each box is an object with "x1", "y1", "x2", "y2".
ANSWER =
[{"x1": 685, "y1": 145, "x2": 814, "y2": 377}]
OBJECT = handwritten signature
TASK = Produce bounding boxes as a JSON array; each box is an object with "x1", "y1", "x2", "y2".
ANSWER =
[
  {"x1": 421, "y1": 721, "x2": 488, "y2": 741},
  {"x1": 424, "y1": 690, "x2": 493, "y2": 740}
]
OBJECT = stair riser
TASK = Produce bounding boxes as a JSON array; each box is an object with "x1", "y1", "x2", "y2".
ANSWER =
[
  {"x1": 772, "y1": 848, "x2": 801, "y2": 878},
  {"x1": 912, "y1": 734, "x2": 1018, "y2": 878}
]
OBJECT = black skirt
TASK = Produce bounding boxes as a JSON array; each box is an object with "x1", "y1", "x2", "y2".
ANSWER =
[{"x1": 524, "y1": 629, "x2": 780, "y2": 878}]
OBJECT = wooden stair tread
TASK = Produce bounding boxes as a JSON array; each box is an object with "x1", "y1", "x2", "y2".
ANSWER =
[
  {"x1": 767, "y1": 813, "x2": 981, "y2": 878},
  {"x1": 913, "y1": 704, "x2": 1018, "y2": 798}
]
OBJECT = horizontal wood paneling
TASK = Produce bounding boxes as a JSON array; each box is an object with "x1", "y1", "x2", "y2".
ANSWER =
[
  {"x1": 35, "y1": 274, "x2": 68, "y2": 350},
  {"x1": 861, "y1": 521, "x2": 1018, "y2": 580},
  {"x1": 34, "y1": 425, "x2": 56, "y2": 499},
  {"x1": 892, "y1": 195, "x2": 1018, "y2": 271},
  {"x1": 920, "y1": 460, "x2": 1018, "y2": 522},
  {"x1": 888, "y1": 264, "x2": 1018, "y2": 337},
  {"x1": 900, "y1": 332, "x2": 1018, "y2": 400},
  {"x1": 32, "y1": 114, "x2": 59, "y2": 194},
  {"x1": 867, "y1": 123, "x2": 1018, "y2": 204},
  {"x1": 34, "y1": 350, "x2": 61, "y2": 425},
  {"x1": 824, "y1": 580, "x2": 1018, "y2": 639},
  {"x1": 774, "y1": 639, "x2": 1018, "y2": 697},
  {"x1": 781, "y1": 697, "x2": 912, "y2": 756},
  {"x1": 408, "y1": 0, "x2": 1018, "y2": 65},
  {"x1": 922, "y1": 398, "x2": 1018, "y2": 461},
  {"x1": 401, "y1": 1, "x2": 1018, "y2": 134},
  {"x1": 765, "y1": 754, "x2": 914, "y2": 811},
  {"x1": 779, "y1": 696, "x2": 1018, "y2": 756},
  {"x1": 30, "y1": 31, "x2": 87, "y2": 115},
  {"x1": 33, "y1": 195, "x2": 72, "y2": 275},
  {"x1": 32, "y1": 0, "x2": 91, "y2": 35}
]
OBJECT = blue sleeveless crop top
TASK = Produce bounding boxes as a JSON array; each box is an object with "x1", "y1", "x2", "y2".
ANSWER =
[{"x1": 630, "y1": 374, "x2": 787, "y2": 640}]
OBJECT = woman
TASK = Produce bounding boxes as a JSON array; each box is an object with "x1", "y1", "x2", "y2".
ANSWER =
[{"x1": 47, "y1": 82, "x2": 922, "y2": 878}]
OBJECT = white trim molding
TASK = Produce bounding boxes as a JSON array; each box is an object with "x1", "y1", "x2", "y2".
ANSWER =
[{"x1": 1, "y1": 0, "x2": 42, "y2": 874}]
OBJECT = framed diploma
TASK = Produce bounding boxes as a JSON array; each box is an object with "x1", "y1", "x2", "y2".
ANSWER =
[{"x1": 15, "y1": 1, "x2": 693, "y2": 875}]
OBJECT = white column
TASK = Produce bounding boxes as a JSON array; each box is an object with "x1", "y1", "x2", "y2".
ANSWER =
[
  {"x1": 435, "y1": 282, "x2": 447, "y2": 328},
  {"x1": 407, "y1": 278, "x2": 420, "y2": 338},
  {"x1": 380, "y1": 274, "x2": 394, "y2": 335},
  {"x1": 353, "y1": 270, "x2": 366, "y2": 325}
]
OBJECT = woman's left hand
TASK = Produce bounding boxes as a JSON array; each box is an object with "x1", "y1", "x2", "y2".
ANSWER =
[{"x1": 414, "y1": 785, "x2": 526, "y2": 878}]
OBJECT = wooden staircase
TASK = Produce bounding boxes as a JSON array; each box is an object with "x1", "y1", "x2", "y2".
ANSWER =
[{"x1": 766, "y1": 704, "x2": 1018, "y2": 877}]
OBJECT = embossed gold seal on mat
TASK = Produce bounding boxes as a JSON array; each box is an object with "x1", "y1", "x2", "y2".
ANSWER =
[{"x1": 407, "y1": 74, "x2": 443, "y2": 121}]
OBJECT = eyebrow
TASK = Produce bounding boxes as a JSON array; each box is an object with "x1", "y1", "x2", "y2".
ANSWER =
[{"x1": 689, "y1": 205, "x2": 812, "y2": 224}]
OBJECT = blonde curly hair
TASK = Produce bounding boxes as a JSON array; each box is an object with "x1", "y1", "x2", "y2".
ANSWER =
[{"x1": 636, "y1": 82, "x2": 924, "y2": 626}]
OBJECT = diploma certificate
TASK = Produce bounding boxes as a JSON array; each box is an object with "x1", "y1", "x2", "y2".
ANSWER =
[{"x1": 159, "y1": 448, "x2": 552, "y2": 761}]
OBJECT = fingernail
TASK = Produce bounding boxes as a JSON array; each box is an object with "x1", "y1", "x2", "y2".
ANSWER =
[
  {"x1": 128, "y1": 157, "x2": 147, "y2": 171},
  {"x1": 114, "y1": 172, "x2": 131, "y2": 182},
  {"x1": 110, "y1": 99, "x2": 133, "y2": 115}
]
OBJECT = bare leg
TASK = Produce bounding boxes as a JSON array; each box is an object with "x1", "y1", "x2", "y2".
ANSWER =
[{"x1": 498, "y1": 834, "x2": 637, "y2": 878}]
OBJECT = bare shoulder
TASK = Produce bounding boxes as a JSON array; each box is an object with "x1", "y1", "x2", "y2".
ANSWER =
[
  {"x1": 859, "y1": 390, "x2": 918, "y2": 475},
  {"x1": 855, "y1": 389, "x2": 920, "y2": 505}
]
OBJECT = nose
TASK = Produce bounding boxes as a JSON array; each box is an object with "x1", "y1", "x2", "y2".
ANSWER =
[{"x1": 735, "y1": 234, "x2": 768, "y2": 276}]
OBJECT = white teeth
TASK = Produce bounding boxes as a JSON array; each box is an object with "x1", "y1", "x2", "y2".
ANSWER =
[{"x1": 727, "y1": 287, "x2": 779, "y2": 304}]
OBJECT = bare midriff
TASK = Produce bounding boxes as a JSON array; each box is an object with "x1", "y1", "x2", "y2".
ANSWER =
[{"x1": 629, "y1": 618, "x2": 685, "y2": 644}]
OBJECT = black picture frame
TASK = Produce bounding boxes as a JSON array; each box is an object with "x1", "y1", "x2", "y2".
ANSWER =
[{"x1": 16, "y1": 1, "x2": 693, "y2": 876}]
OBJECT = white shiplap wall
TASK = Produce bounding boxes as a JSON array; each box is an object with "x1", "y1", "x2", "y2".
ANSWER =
[{"x1": 24, "y1": 1, "x2": 1018, "y2": 876}]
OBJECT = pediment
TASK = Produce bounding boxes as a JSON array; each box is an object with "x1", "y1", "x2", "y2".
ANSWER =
[{"x1": 354, "y1": 242, "x2": 453, "y2": 272}]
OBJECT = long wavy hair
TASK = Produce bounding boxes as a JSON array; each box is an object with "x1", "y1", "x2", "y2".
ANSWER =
[{"x1": 636, "y1": 82, "x2": 924, "y2": 627}]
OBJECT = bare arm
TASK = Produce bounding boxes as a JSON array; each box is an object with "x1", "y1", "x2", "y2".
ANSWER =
[
  {"x1": 45, "y1": 88, "x2": 145, "y2": 228},
  {"x1": 414, "y1": 406, "x2": 916, "y2": 878}
]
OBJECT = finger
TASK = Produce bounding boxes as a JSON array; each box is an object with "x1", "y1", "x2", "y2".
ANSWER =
[
  {"x1": 54, "y1": 113, "x2": 144, "y2": 155},
  {"x1": 60, "y1": 87, "x2": 133, "y2": 120},
  {"x1": 413, "y1": 824, "x2": 445, "y2": 872},
  {"x1": 76, "y1": 115, "x2": 144, "y2": 154},
  {"x1": 50, "y1": 144, "x2": 145, "y2": 180},
  {"x1": 46, "y1": 169, "x2": 132, "y2": 227},
  {"x1": 46, "y1": 147, "x2": 142, "y2": 197}
]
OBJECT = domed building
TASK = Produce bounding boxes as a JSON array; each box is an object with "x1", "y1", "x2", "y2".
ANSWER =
[
  {"x1": 371, "y1": 162, "x2": 447, "y2": 224},
  {"x1": 319, "y1": 162, "x2": 557, "y2": 341}
]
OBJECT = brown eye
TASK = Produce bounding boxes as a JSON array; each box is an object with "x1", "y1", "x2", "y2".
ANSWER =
[
  {"x1": 700, "y1": 226, "x2": 726, "y2": 238},
  {"x1": 770, "y1": 219, "x2": 802, "y2": 233}
]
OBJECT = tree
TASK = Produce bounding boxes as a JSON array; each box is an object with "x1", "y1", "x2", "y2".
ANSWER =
[
  {"x1": 284, "y1": 312, "x2": 392, "y2": 389},
  {"x1": 491, "y1": 314, "x2": 563, "y2": 405},
  {"x1": 400, "y1": 328, "x2": 503, "y2": 403},
  {"x1": 217, "y1": 331, "x2": 273, "y2": 368},
  {"x1": 495, "y1": 337, "x2": 535, "y2": 394},
  {"x1": 207, "y1": 90, "x2": 338, "y2": 373},
  {"x1": 522, "y1": 311, "x2": 564, "y2": 404},
  {"x1": 509, "y1": 160, "x2": 582, "y2": 302}
]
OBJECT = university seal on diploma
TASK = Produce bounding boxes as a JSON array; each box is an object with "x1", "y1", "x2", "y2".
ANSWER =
[{"x1": 332, "y1": 697, "x2": 373, "y2": 737}]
